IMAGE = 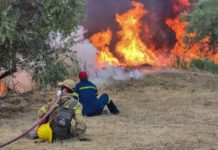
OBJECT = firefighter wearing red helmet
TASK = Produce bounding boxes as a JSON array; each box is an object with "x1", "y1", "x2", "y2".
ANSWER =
[
  {"x1": 73, "y1": 71, "x2": 120, "y2": 116},
  {"x1": 79, "y1": 71, "x2": 88, "y2": 81}
]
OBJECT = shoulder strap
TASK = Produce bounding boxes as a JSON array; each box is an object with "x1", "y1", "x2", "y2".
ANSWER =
[
  {"x1": 58, "y1": 94, "x2": 78, "y2": 109},
  {"x1": 58, "y1": 98, "x2": 68, "y2": 108},
  {"x1": 68, "y1": 99, "x2": 78, "y2": 109}
]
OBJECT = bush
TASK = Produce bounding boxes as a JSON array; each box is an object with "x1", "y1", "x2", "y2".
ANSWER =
[
  {"x1": 191, "y1": 59, "x2": 218, "y2": 74},
  {"x1": 39, "y1": 60, "x2": 69, "y2": 86}
]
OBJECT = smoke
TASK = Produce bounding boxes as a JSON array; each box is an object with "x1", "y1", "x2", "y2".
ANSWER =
[
  {"x1": 83, "y1": 0, "x2": 132, "y2": 38},
  {"x1": 71, "y1": 27, "x2": 144, "y2": 85},
  {"x1": 83, "y1": 0, "x2": 192, "y2": 51},
  {"x1": 48, "y1": 0, "x2": 195, "y2": 84},
  {"x1": 51, "y1": 0, "x2": 192, "y2": 84},
  {"x1": 49, "y1": 27, "x2": 145, "y2": 85}
]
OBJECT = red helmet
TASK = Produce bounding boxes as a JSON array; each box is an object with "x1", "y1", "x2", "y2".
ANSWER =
[{"x1": 79, "y1": 71, "x2": 88, "y2": 81}]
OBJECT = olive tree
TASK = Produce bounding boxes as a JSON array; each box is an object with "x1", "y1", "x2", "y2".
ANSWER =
[{"x1": 0, "y1": 0, "x2": 86, "y2": 84}]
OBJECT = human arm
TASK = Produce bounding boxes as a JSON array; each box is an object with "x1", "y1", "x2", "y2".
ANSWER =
[
  {"x1": 71, "y1": 102, "x2": 89, "y2": 141},
  {"x1": 37, "y1": 98, "x2": 56, "y2": 118}
]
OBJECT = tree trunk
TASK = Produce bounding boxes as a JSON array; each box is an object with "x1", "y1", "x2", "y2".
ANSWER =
[{"x1": 0, "y1": 48, "x2": 17, "y2": 80}]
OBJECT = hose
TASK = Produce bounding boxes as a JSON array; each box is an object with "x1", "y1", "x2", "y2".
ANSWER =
[{"x1": 0, "y1": 96, "x2": 61, "y2": 148}]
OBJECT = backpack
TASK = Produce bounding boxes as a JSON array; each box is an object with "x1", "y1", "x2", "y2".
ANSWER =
[{"x1": 52, "y1": 99, "x2": 78, "y2": 140}]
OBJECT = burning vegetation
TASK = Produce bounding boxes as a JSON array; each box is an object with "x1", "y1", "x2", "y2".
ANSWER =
[
  {"x1": 90, "y1": 2, "x2": 156, "y2": 67},
  {"x1": 88, "y1": 0, "x2": 218, "y2": 68},
  {"x1": 0, "y1": 81, "x2": 6, "y2": 97}
]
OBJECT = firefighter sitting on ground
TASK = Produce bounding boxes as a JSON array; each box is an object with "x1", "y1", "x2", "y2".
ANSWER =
[
  {"x1": 73, "y1": 71, "x2": 120, "y2": 116},
  {"x1": 36, "y1": 79, "x2": 90, "y2": 142}
]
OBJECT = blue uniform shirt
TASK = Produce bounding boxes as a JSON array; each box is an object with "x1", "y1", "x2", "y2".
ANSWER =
[{"x1": 74, "y1": 80, "x2": 99, "y2": 115}]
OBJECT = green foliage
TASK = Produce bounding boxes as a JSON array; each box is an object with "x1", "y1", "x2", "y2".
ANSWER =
[
  {"x1": 67, "y1": 57, "x2": 81, "y2": 80},
  {"x1": 191, "y1": 59, "x2": 218, "y2": 74},
  {"x1": 0, "y1": 0, "x2": 86, "y2": 82},
  {"x1": 39, "y1": 59, "x2": 69, "y2": 86},
  {"x1": 184, "y1": 0, "x2": 218, "y2": 46}
]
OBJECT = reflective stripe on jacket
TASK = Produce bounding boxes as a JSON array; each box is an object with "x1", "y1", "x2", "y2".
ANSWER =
[
  {"x1": 37, "y1": 93, "x2": 86, "y2": 138},
  {"x1": 74, "y1": 80, "x2": 100, "y2": 114}
]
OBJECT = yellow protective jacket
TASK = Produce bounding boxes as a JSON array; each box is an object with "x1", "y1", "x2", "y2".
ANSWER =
[{"x1": 38, "y1": 93, "x2": 86, "y2": 138}]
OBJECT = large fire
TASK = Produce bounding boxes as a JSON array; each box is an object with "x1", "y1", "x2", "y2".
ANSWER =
[
  {"x1": 114, "y1": 2, "x2": 156, "y2": 67},
  {"x1": 90, "y1": 2, "x2": 156, "y2": 67},
  {"x1": 90, "y1": 29, "x2": 120, "y2": 68},
  {"x1": 165, "y1": 17, "x2": 202, "y2": 63},
  {"x1": 90, "y1": 0, "x2": 218, "y2": 68},
  {"x1": 165, "y1": 17, "x2": 215, "y2": 64}
]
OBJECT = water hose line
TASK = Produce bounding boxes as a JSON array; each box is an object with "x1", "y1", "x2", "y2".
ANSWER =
[{"x1": 0, "y1": 96, "x2": 61, "y2": 148}]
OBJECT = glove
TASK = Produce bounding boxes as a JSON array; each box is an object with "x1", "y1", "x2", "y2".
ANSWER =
[{"x1": 56, "y1": 90, "x2": 62, "y2": 96}]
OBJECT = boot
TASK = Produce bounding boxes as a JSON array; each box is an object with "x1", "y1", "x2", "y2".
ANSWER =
[
  {"x1": 78, "y1": 134, "x2": 91, "y2": 141},
  {"x1": 79, "y1": 136, "x2": 91, "y2": 141},
  {"x1": 107, "y1": 100, "x2": 120, "y2": 114}
]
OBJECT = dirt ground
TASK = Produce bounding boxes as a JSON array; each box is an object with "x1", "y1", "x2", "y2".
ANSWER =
[{"x1": 1, "y1": 69, "x2": 218, "y2": 150}]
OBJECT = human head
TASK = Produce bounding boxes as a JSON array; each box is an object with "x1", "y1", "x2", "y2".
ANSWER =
[
  {"x1": 79, "y1": 71, "x2": 88, "y2": 81},
  {"x1": 58, "y1": 79, "x2": 75, "y2": 93}
]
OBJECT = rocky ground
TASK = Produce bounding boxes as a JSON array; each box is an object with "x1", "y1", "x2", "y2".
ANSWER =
[{"x1": 1, "y1": 69, "x2": 218, "y2": 150}]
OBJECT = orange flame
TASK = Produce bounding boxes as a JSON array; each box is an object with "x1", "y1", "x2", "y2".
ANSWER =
[
  {"x1": 0, "y1": 81, "x2": 6, "y2": 97},
  {"x1": 213, "y1": 54, "x2": 218, "y2": 64},
  {"x1": 165, "y1": 0, "x2": 218, "y2": 64},
  {"x1": 166, "y1": 17, "x2": 189, "y2": 59},
  {"x1": 90, "y1": 0, "x2": 218, "y2": 68},
  {"x1": 90, "y1": 29, "x2": 120, "y2": 68},
  {"x1": 166, "y1": 17, "x2": 215, "y2": 63},
  {"x1": 173, "y1": 0, "x2": 191, "y2": 13},
  {"x1": 115, "y1": 2, "x2": 156, "y2": 66},
  {"x1": 90, "y1": 1, "x2": 156, "y2": 68}
]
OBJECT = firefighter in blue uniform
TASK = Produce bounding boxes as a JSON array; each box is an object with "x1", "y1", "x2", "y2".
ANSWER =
[{"x1": 73, "y1": 71, "x2": 120, "y2": 116}]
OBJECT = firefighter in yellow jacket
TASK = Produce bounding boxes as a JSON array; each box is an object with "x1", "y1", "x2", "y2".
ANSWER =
[{"x1": 37, "y1": 79, "x2": 89, "y2": 142}]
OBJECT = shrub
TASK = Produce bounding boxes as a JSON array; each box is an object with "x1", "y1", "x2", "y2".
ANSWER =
[
  {"x1": 191, "y1": 59, "x2": 218, "y2": 74},
  {"x1": 39, "y1": 60, "x2": 69, "y2": 86}
]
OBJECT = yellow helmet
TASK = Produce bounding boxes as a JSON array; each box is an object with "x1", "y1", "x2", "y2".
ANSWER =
[
  {"x1": 58, "y1": 79, "x2": 75, "y2": 91},
  {"x1": 37, "y1": 123, "x2": 52, "y2": 143}
]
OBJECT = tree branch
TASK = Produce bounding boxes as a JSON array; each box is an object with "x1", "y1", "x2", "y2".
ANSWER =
[{"x1": 0, "y1": 68, "x2": 17, "y2": 80}]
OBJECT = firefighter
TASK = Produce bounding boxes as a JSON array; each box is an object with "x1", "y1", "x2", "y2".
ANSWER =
[
  {"x1": 73, "y1": 71, "x2": 120, "y2": 116},
  {"x1": 36, "y1": 79, "x2": 90, "y2": 142}
]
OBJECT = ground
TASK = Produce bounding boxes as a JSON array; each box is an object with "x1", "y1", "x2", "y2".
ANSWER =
[{"x1": 1, "y1": 69, "x2": 218, "y2": 150}]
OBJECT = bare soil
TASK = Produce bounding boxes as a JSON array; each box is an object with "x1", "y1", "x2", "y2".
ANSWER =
[{"x1": 1, "y1": 69, "x2": 218, "y2": 150}]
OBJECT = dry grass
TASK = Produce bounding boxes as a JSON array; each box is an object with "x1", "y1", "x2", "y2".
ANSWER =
[{"x1": 1, "y1": 69, "x2": 218, "y2": 150}]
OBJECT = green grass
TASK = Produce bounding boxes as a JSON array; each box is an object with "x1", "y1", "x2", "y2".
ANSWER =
[{"x1": 191, "y1": 59, "x2": 218, "y2": 74}]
